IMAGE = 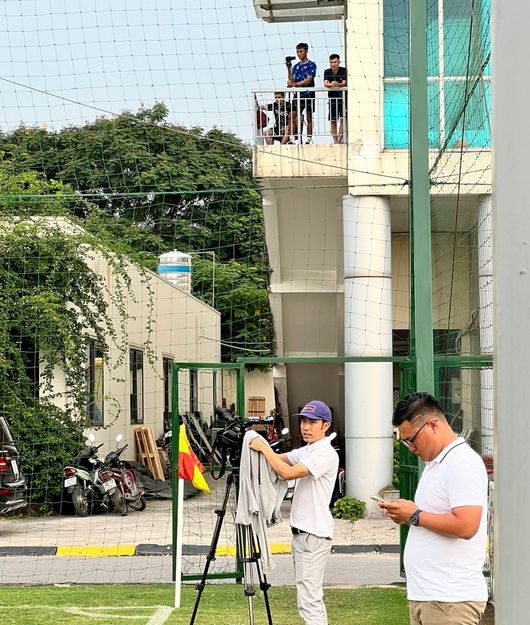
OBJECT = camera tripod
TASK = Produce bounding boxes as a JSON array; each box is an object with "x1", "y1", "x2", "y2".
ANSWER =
[{"x1": 189, "y1": 467, "x2": 274, "y2": 625}]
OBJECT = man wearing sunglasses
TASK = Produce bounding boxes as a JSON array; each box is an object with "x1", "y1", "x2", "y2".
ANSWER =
[{"x1": 380, "y1": 392, "x2": 488, "y2": 625}]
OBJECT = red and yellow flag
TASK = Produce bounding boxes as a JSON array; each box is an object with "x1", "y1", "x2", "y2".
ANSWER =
[{"x1": 178, "y1": 424, "x2": 211, "y2": 493}]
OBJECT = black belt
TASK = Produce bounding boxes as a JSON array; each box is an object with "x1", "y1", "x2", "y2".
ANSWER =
[{"x1": 291, "y1": 527, "x2": 332, "y2": 540}]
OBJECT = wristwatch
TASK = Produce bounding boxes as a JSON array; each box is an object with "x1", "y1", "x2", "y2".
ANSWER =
[{"x1": 410, "y1": 509, "x2": 422, "y2": 526}]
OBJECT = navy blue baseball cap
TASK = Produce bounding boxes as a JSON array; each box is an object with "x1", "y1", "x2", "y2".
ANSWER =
[{"x1": 295, "y1": 400, "x2": 332, "y2": 422}]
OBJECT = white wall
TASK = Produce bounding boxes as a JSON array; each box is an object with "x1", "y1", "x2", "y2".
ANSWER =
[{"x1": 27, "y1": 217, "x2": 221, "y2": 459}]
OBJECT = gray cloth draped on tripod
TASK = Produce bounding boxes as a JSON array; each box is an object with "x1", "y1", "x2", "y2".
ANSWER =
[{"x1": 235, "y1": 430, "x2": 288, "y2": 572}]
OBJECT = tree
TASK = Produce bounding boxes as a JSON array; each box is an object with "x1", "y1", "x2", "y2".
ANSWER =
[
  {"x1": 0, "y1": 105, "x2": 274, "y2": 361},
  {"x1": 0, "y1": 164, "x2": 149, "y2": 506}
]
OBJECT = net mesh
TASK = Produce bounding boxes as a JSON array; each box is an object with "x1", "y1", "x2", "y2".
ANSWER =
[{"x1": 0, "y1": 0, "x2": 492, "y2": 589}]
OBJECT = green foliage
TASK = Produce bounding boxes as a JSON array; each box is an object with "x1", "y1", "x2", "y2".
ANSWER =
[
  {"x1": 6, "y1": 400, "x2": 86, "y2": 508},
  {"x1": 0, "y1": 105, "x2": 274, "y2": 361},
  {"x1": 0, "y1": 220, "x2": 134, "y2": 411},
  {"x1": 393, "y1": 438, "x2": 401, "y2": 490},
  {"x1": 0, "y1": 180, "x2": 149, "y2": 505},
  {"x1": 332, "y1": 496, "x2": 366, "y2": 523}
]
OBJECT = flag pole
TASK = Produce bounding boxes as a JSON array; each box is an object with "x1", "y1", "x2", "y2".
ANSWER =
[{"x1": 174, "y1": 477, "x2": 184, "y2": 608}]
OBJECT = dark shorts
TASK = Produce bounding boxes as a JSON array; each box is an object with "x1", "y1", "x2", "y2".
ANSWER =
[
  {"x1": 329, "y1": 98, "x2": 347, "y2": 121},
  {"x1": 271, "y1": 125, "x2": 286, "y2": 141},
  {"x1": 290, "y1": 96, "x2": 315, "y2": 114}
]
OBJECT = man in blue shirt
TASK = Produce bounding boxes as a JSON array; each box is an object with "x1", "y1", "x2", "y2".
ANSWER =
[{"x1": 286, "y1": 43, "x2": 317, "y2": 144}]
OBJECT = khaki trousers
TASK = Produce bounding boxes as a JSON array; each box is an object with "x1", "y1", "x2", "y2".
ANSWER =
[
  {"x1": 292, "y1": 533, "x2": 332, "y2": 625},
  {"x1": 409, "y1": 600, "x2": 487, "y2": 625}
]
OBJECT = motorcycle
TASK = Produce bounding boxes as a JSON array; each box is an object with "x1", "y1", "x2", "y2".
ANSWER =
[
  {"x1": 63, "y1": 434, "x2": 127, "y2": 516},
  {"x1": 63, "y1": 437, "x2": 103, "y2": 516},
  {"x1": 102, "y1": 434, "x2": 146, "y2": 512}
]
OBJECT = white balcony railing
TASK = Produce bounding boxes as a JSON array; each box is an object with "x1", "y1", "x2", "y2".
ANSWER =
[{"x1": 252, "y1": 88, "x2": 347, "y2": 147}]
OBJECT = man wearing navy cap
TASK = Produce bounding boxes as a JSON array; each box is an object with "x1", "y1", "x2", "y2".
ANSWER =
[{"x1": 250, "y1": 400, "x2": 339, "y2": 625}]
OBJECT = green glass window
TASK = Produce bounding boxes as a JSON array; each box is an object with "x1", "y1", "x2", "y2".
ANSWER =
[
  {"x1": 383, "y1": 0, "x2": 491, "y2": 149},
  {"x1": 384, "y1": 82, "x2": 440, "y2": 149},
  {"x1": 444, "y1": 80, "x2": 491, "y2": 148}
]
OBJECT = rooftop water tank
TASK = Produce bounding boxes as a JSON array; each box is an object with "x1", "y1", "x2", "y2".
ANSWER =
[{"x1": 157, "y1": 250, "x2": 192, "y2": 293}]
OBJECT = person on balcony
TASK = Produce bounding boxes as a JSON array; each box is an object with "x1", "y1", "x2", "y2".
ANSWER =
[
  {"x1": 323, "y1": 54, "x2": 347, "y2": 144},
  {"x1": 286, "y1": 43, "x2": 317, "y2": 144},
  {"x1": 261, "y1": 92, "x2": 291, "y2": 145}
]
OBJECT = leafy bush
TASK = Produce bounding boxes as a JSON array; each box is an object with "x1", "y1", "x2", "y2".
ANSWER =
[
  {"x1": 332, "y1": 496, "x2": 366, "y2": 523},
  {"x1": 8, "y1": 400, "x2": 86, "y2": 510}
]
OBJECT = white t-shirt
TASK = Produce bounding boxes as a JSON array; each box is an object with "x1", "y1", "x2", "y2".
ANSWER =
[
  {"x1": 287, "y1": 436, "x2": 339, "y2": 538},
  {"x1": 404, "y1": 438, "x2": 488, "y2": 602}
]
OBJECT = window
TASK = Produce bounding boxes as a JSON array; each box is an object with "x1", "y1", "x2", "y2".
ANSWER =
[
  {"x1": 383, "y1": 0, "x2": 491, "y2": 149},
  {"x1": 130, "y1": 349, "x2": 144, "y2": 424},
  {"x1": 87, "y1": 340, "x2": 104, "y2": 425},
  {"x1": 163, "y1": 357, "x2": 174, "y2": 430}
]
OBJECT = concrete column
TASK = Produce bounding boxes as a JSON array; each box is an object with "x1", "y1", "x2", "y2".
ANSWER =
[
  {"x1": 493, "y1": 0, "x2": 530, "y2": 618},
  {"x1": 477, "y1": 195, "x2": 493, "y2": 457},
  {"x1": 343, "y1": 195, "x2": 394, "y2": 514}
]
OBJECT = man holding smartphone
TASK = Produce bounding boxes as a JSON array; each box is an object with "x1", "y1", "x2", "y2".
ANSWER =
[
  {"x1": 249, "y1": 400, "x2": 338, "y2": 625},
  {"x1": 380, "y1": 392, "x2": 488, "y2": 625}
]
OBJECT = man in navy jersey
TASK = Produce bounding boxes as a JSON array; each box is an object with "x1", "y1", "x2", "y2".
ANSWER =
[{"x1": 285, "y1": 43, "x2": 317, "y2": 144}]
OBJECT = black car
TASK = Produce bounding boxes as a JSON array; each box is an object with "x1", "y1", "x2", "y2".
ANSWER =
[{"x1": 0, "y1": 415, "x2": 27, "y2": 514}]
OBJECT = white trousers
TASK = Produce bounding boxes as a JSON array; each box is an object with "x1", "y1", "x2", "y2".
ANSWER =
[{"x1": 292, "y1": 533, "x2": 332, "y2": 625}]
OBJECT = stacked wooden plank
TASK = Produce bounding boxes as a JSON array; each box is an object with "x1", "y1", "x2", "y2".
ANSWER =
[{"x1": 134, "y1": 426, "x2": 165, "y2": 481}]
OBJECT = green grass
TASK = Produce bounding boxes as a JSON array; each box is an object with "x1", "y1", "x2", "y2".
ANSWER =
[{"x1": 0, "y1": 584, "x2": 408, "y2": 625}]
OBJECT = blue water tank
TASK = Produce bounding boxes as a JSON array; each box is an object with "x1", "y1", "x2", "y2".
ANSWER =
[{"x1": 157, "y1": 250, "x2": 192, "y2": 293}]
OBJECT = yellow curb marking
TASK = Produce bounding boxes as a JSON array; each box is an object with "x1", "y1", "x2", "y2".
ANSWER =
[
  {"x1": 56, "y1": 543, "x2": 291, "y2": 558},
  {"x1": 215, "y1": 543, "x2": 292, "y2": 557},
  {"x1": 56, "y1": 544, "x2": 135, "y2": 557}
]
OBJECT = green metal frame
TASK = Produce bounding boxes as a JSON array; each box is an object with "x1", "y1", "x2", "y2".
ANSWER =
[
  {"x1": 171, "y1": 362, "x2": 245, "y2": 582},
  {"x1": 410, "y1": 0, "x2": 435, "y2": 395},
  {"x1": 398, "y1": 356, "x2": 493, "y2": 574}
]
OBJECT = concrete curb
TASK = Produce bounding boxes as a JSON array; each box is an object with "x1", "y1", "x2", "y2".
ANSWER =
[{"x1": 0, "y1": 543, "x2": 400, "y2": 557}]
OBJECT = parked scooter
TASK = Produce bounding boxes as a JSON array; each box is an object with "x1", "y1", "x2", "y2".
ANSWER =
[
  {"x1": 63, "y1": 434, "x2": 128, "y2": 516},
  {"x1": 102, "y1": 434, "x2": 146, "y2": 512},
  {"x1": 63, "y1": 438, "x2": 103, "y2": 516}
]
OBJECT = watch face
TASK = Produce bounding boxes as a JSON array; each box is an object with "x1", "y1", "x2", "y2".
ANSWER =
[{"x1": 410, "y1": 510, "x2": 421, "y2": 526}]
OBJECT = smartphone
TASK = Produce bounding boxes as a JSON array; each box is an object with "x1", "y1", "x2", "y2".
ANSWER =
[{"x1": 370, "y1": 495, "x2": 385, "y2": 504}]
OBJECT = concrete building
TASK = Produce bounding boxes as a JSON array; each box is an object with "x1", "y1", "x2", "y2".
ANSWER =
[
  {"x1": 8, "y1": 217, "x2": 221, "y2": 458},
  {"x1": 10, "y1": 217, "x2": 277, "y2": 460},
  {"x1": 251, "y1": 0, "x2": 492, "y2": 508}
]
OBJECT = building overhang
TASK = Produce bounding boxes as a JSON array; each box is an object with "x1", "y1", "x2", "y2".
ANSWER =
[{"x1": 252, "y1": 0, "x2": 344, "y2": 22}]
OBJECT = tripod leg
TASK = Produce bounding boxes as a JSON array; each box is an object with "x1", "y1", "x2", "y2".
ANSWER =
[
  {"x1": 189, "y1": 474, "x2": 234, "y2": 625},
  {"x1": 247, "y1": 526, "x2": 274, "y2": 625},
  {"x1": 237, "y1": 523, "x2": 256, "y2": 625}
]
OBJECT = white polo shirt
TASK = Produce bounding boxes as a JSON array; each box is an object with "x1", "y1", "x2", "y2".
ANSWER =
[
  {"x1": 404, "y1": 438, "x2": 488, "y2": 602},
  {"x1": 287, "y1": 436, "x2": 339, "y2": 538}
]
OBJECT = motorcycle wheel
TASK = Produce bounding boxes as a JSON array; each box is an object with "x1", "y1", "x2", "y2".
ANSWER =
[
  {"x1": 127, "y1": 495, "x2": 147, "y2": 512},
  {"x1": 72, "y1": 484, "x2": 90, "y2": 517},
  {"x1": 110, "y1": 490, "x2": 128, "y2": 516}
]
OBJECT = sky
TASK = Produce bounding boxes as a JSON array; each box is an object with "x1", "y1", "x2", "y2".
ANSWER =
[{"x1": 0, "y1": 0, "x2": 343, "y2": 141}]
